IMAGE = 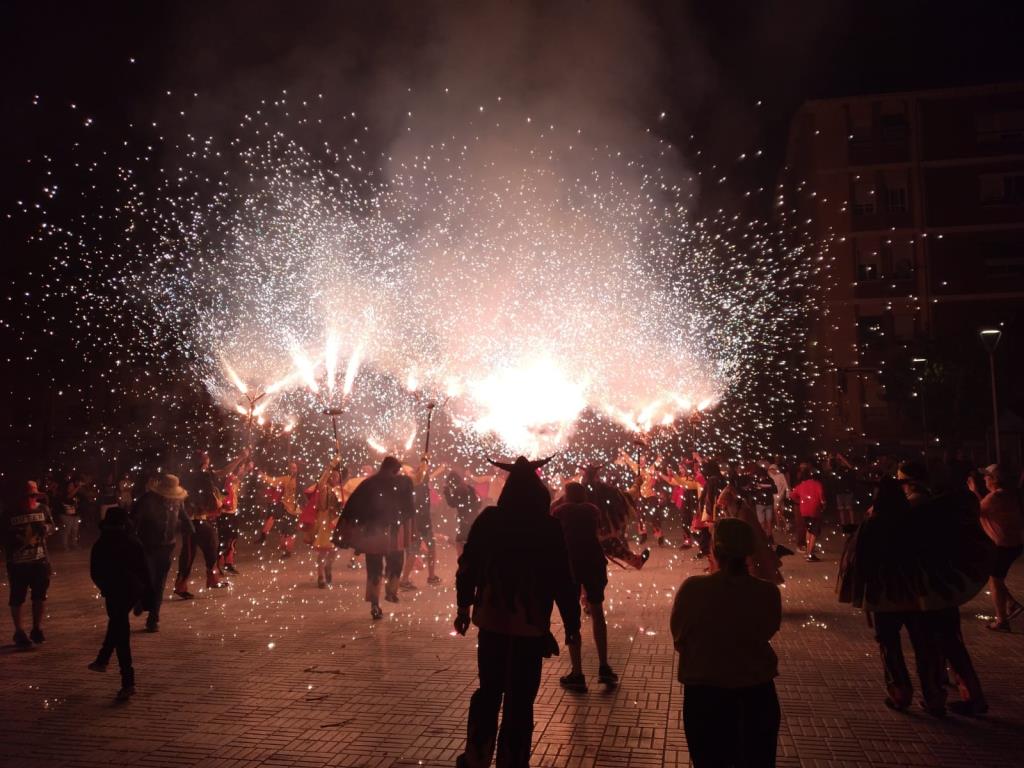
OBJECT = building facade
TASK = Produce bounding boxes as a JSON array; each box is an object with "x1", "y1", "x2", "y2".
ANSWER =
[{"x1": 781, "y1": 83, "x2": 1024, "y2": 452}]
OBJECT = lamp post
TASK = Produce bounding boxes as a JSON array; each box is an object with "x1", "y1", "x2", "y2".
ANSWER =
[
  {"x1": 911, "y1": 357, "x2": 928, "y2": 449},
  {"x1": 979, "y1": 329, "x2": 1002, "y2": 463}
]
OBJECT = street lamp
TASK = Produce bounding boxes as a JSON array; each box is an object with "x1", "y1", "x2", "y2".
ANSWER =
[
  {"x1": 979, "y1": 329, "x2": 1002, "y2": 463},
  {"x1": 911, "y1": 357, "x2": 928, "y2": 448}
]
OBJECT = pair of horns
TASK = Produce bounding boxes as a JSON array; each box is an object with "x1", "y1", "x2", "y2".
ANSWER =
[{"x1": 488, "y1": 455, "x2": 554, "y2": 472}]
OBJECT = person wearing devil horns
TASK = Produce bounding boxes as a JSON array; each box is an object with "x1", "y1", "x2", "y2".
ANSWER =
[
  {"x1": 454, "y1": 456, "x2": 582, "y2": 768},
  {"x1": 339, "y1": 456, "x2": 415, "y2": 619}
]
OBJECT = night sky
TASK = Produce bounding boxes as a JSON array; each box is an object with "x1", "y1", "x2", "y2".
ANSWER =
[{"x1": 2, "y1": 1, "x2": 1023, "y2": 482}]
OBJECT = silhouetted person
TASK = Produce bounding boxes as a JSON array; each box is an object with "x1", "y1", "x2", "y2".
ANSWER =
[
  {"x1": 131, "y1": 474, "x2": 192, "y2": 631},
  {"x1": 454, "y1": 456, "x2": 581, "y2": 768},
  {"x1": 341, "y1": 456, "x2": 415, "y2": 619},
  {"x1": 553, "y1": 481, "x2": 617, "y2": 692},
  {"x1": 896, "y1": 464, "x2": 989, "y2": 716},
  {"x1": 88, "y1": 507, "x2": 152, "y2": 700},
  {"x1": 671, "y1": 518, "x2": 782, "y2": 767},
  {"x1": 838, "y1": 479, "x2": 946, "y2": 716}
]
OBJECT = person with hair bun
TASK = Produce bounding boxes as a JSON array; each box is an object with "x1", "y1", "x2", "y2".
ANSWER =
[{"x1": 670, "y1": 517, "x2": 782, "y2": 767}]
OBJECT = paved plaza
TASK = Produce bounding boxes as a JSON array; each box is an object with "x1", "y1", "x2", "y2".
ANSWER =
[{"x1": 2, "y1": 525, "x2": 1024, "y2": 768}]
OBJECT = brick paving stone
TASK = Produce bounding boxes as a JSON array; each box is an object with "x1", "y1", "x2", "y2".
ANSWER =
[{"x1": 2, "y1": 523, "x2": 1023, "y2": 767}]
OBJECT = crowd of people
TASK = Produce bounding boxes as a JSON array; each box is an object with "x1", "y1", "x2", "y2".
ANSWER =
[{"x1": 3, "y1": 442, "x2": 1022, "y2": 766}]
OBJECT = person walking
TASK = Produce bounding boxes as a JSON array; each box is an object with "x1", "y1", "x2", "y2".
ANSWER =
[
  {"x1": 175, "y1": 452, "x2": 228, "y2": 597},
  {"x1": 445, "y1": 471, "x2": 481, "y2": 557},
  {"x1": 131, "y1": 474, "x2": 192, "y2": 631},
  {"x1": 88, "y1": 507, "x2": 152, "y2": 700},
  {"x1": 670, "y1": 518, "x2": 782, "y2": 767},
  {"x1": 896, "y1": 462, "x2": 989, "y2": 715},
  {"x1": 969, "y1": 464, "x2": 1024, "y2": 631},
  {"x1": 310, "y1": 459, "x2": 344, "y2": 589},
  {"x1": 340, "y1": 456, "x2": 415, "y2": 619},
  {"x1": 259, "y1": 461, "x2": 302, "y2": 558},
  {"x1": 401, "y1": 457, "x2": 440, "y2": 589},
  {"x1": 838, "y1": 478, "x2": 947, "y2": 716},
  {"x1": 454, "y1": 456, "x2": 581, "y2": 768},
  {"x1": 791, "y1": 466, "x2": 825, "y2": 561},
  {"x1": 4, "y1": 481, "x2": 54, "y2": 648},
  {"x1": 553, "y1": 481, "x2": 618, "y2": 693},
  {"x1": 580, "y1": 465, "x2": 648, "y2": 569}
]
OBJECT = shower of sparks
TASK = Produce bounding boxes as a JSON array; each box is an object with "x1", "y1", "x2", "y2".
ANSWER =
[{"x1": 12, "y1": 89, "x2": 822, "y2": 471}]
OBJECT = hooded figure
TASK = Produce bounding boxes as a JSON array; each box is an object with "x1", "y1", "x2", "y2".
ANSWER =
[
  {"x1": 89, "y1": 507, "x2": 153, "y2": 700},
  {"x1": 130, "y1": 473, "x2": 192, "y2": 632},
  {"x1": 341, "y1": 456, "x2": 415, "y2": 618},
  {"x1": 454, "y1": 456, "x2": 581, "y2": 768}
]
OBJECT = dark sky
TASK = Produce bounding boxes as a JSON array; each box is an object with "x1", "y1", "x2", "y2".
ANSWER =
[{"x1": 3, "y1": 1, "x2": 1024, "y2": 191}]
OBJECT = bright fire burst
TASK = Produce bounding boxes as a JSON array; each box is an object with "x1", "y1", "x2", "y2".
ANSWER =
[{"x1": 17, "y1": 90, "x2": 816, "y2": 466}]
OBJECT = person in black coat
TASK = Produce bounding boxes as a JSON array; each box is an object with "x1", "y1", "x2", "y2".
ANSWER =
[
  {"x1": 88, "y1": 506, "x2": 152, "y2": 700},
  {"x1": 339, "y1": 456, "x2": 415, "y2": 619},
  {"x1": 454, "y1": 456, "x2": 581, "y2": 768},
  {"x1": 130, "y1": 473, "x2": 193, "y2": 632}
]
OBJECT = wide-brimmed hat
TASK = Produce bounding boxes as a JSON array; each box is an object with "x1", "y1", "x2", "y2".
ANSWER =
[{"x1": 153, "y1": 474, "x2": 188, "y2": 500}]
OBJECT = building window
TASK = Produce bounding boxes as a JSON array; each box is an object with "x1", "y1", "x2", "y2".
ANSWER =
[
  {"x1": 882, "y1": 170, "x2": 909, "y2": 213},
  {"x1": 979, "y1": 173, "x2": 1024, "y2": 205},
  {"x1": 847, "y1": 102, "x2": 873, "y2": 142},
  {"x1": 976, "y1": 110, "x2": 1024, "y2": 143},
  {"x1": 985, "y1": 255, "x2": 1024, "y2": 278},
  {"x1": 879, "y1": 101, "x2": 909, "y2": 143},
  {"x1": 889, "y1": 240, "x2": 915, "y2": 278},
  {"x1": 893, "y1": 314, "x2": 915, "y2": 340},
  {"x1": 857, "y1": 316, "x2": 886, "y2": 344},
  {"x1": 852, "y1": 178, "x2": 876, "y2": 215},
  {"x1": 856, "y1": 246, "x2": 881, "y2": 281}
]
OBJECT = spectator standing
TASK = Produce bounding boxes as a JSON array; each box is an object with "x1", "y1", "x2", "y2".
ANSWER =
[
  {"x1": 670, "y1": 518, "x2": 782, "y2": 767},
  {"x1": 56, "y1": 475, "x2": 83, "y2": 551},
  {"x1": 454, "y1": 457, "x2": 581, "y2": 768},
  {"x1": 5, "y1": 481, "x2": 54, "y2": 647},
  {"x1": 969, "y1": 464, "x2": 1024, "y2": 631}
]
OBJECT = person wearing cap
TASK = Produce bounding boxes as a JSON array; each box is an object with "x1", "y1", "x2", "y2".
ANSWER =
[
  {"x1": 670, "y1": 517, "x2": 782, "y2": 768},
  {"x1": 340, "y1": 456, "x2": 415, "y2": 619},
  {"x1": 969, "y1": 464, "x2": 1024, "y2": 631},
  {"x1": 88, "y1": 506, "x2": 152, "y2": 700},
  {"x1": 453, "y1": 456, "x2": 581, "y2": 768},
  {"x1": 131, "y1": 473, "x2": 193, "y2": 631},
  {"x1": 4, "y1": 481, "x2": 54, "y2": 648}
]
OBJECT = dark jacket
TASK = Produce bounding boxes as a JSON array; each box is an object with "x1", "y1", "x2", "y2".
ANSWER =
[
  {"x1": 456, "y1": 503, "x2": 581, "y2": 639},
  {"x1": 552, "y1": 501, "x2": 607, "y2": 585},
  {"x1": 90, "y1": 526, "x2": 152, "y2": 604},
  {"x1": 132, "y1": 491, "x2": 192, "y2": 550}
]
